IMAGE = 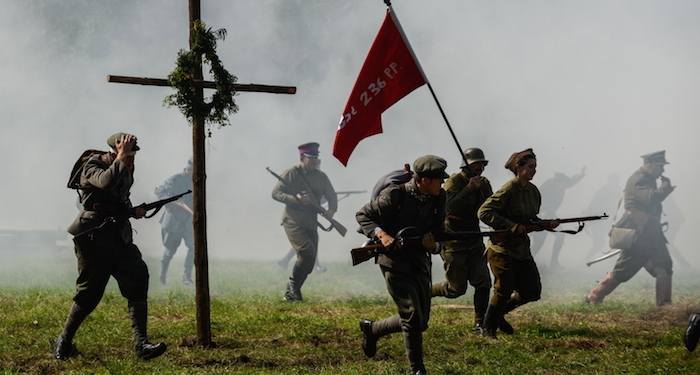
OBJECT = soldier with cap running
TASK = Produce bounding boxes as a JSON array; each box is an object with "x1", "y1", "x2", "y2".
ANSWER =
[
  {"x1": 586, "y1": 150, "x2": 675, "y2": 306},
  {"x1": 356, "y1": 155, "x2": 448, "y2": 375},
  {"x1": 156, "y1": 157, "x2": 194, "y2": 286},
  {"x1": 431, "y1": 148, "x2": 494, "y2": 334},
  {"x1": 272, "y1": 142, "x2": 337, "y2": 302},
  {"x1": 55, "y1": 133, "x2": 166, "y2": 360}
]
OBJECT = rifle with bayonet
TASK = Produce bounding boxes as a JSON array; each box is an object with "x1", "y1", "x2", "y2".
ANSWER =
[
  {"x1": 488, "y1": 214, "x2": 608, "y2": 244},
  {"x1": 351, "y1": 228, "x2": 510, "y2": 266},
  {"x1": 75, "y1": 190, "x2": 192, "y2": 238},
  {"x1": 266, "y1": 167, "x2": 347, "y2": 237}
]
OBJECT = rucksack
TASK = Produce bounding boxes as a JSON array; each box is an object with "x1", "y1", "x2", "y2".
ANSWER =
[
  {"x1": 370, "y1": 164, "x2": 414, "y2": 199},
  {"x1": 67, "y1": 149, "x2": 108, "y2": 190}
]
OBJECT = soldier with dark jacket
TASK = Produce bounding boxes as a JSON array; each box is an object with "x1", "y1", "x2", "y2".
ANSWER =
[
  {"x1": 272, "y1": 142, "x2": 337, "y2": 302},
  {"x1": 477, "y1": 149, "x2": 559, "y2": 339},
  {"x1": 156, "y1": 157, "x2": 194, "y2": 285},
  {"x1": 56, "y1": 133, "x2": 166, "y2": 360},
  {"x1": 357, "y1": 155, "x2": 448, "y2": 375},
  {"x1": 431, "y1": 148, "x2": 493, "y2": 333},
  {"x1": 586, "y1": 151, "x2": 675, "y2": 306}
]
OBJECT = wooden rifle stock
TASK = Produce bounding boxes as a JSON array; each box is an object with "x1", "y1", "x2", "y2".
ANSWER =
[
  {"x1": 350, "y1": 229, "x2": 508, "y2": 266},
  {"x1": 266, "y1": 167, "x2": 347, "y2": 237},
  {"x1": 489, "y1": 213, "x2": 608, "y2": 244}
]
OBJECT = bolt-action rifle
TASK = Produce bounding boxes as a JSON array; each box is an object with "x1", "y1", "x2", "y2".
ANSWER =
[
  {"x1": 75, "y1": 190, "x2": 192, "y2": 238},
  {"x1": 488, "y1": 214, "x2": 608, "y2": 244},
  {"x1": 266, "y1": 167, "x2": 347, "y2": 237},
  {"x1": 351, "y1": 228, "x2": 510, "y2": 266}
]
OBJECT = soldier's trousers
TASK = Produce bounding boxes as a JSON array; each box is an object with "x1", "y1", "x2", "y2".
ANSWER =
[
  {"x1": 487, "y1": 249, "x2": 541, "y2": 309},
  {"x1": 73, "y1": 237, "x2": 149, "y2": 312},
  {"x1": 160, "y1": 228, "x2": 195, "y2": 278},
  {"x1": 283, "y1": 223, "x2": 318, "y2": 287},
  {"x1": 433, "y1": 248, "x2": 491, "y2": 298}
]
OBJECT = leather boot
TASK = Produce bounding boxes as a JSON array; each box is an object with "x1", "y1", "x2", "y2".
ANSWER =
[
  {"x1": 655, "y1": 274, "x2": 672, "y2": 307},
  {"x1": 403, "y1": 331, "x2": 426, "y2": 375},
  {"x1": 585, "y1": 273, "x2": 621, "y2": 305},
  {"x1": 473, "y1": 288, "x2": 489, "y2": 333},
  {"x1": 54, "y1": 335, "x2": 79, "y2": 360},
  {"x1": 283, "y1": 277, "x2": 303, "y2": 302},
  {"x1": 482, "y1": 304, "x2": 502, "y2": 339},
  {"x1": 499, "y1": 297, "x2": 520, "y2": 335},
  {"x1": 359, "y1": 319, "x2": 377, "y2": 357},
  {"x1": 182, "y1": 273, "x2": 194, "y2": 286},
  {"x1": 55, "y1": 303, "x2": 90, "y2": 359},
  {"x1": 159, "y1": 258, "x2": 170, "y2": 285},
  {"x1": 129, "y1": 302, "x2": 167, "y2": 360},
  {"x1": 684, "y1": 313, "x2": 700, "y2": 352}
]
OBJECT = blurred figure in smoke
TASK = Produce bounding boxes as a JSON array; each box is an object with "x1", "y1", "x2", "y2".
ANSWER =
[
  {"x1": 530, "y1": 167, "x2": 586, "y2": 268},
  {"x1": 431, "y1": 148, "x2": 494, "y2": 334},
  {"x1": 478, "y1": 149, "x2": 559, "y2": 339},
  {"x1": 661, "y1": 195, "x2": 692, "y2": 270},
  {"x1": 156, "y1": 157, "x2": 194, "y2": 286},
  {"x1": 272, "y1": 142, "x2": 337, "y2": 302},
  {"x1": 586, "y1": 151, "x2": 675, "y2": 307},
  {"x1": 356, "y1": 155, "x2": 448, "y2": 375},
  {"x1": 57, "y1": 133, "x2": 166, "y2": 360},
  {"x1": 582, "y1": 173, "x2": 621, "y2": 262}
]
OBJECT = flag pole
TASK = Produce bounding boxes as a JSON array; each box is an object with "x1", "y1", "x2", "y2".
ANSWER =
[{"x1": 386, "y1": 0, "x2": 471, "y2": 168}]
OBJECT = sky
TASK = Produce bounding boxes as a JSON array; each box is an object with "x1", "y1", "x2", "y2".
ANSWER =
[{"x1": 1, "y1": 0, "x2": 698, "y2": 269}]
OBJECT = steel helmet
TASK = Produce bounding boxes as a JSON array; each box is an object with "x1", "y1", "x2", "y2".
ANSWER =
[{"x1": 460, "y1": 148, "x2": 488, "y2": 168}]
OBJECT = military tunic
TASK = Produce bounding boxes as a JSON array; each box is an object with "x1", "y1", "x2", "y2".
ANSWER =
[
  {"x1": 611, "y1": 167, "x2": 675, "y2": 281},
  {"x1": 478, "y1": 177, "x2": 543, "y2": 307},
  {"x1": 66, "y1": 154, "x2": 148, "y2": 310}
]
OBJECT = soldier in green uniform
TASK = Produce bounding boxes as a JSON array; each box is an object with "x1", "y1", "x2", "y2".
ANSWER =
[
  {"x1": 431, "y1": 148, "x2": 493, "y2": 333},
  {"x1": 55, "y1": 133, "x2": 166, "y2": 360},
  {"x1": 586, "y1": 150, "x2": 675, "y2": 306},
  {"x1": 478, "y1": 149, "x2": 559, "y2": 339},
  {"x1": 272, "y1": 142, "x2": 337, "y2": 302},
  {"x1": 356, "y1": 155, "x2": 448, "y2": 375}
]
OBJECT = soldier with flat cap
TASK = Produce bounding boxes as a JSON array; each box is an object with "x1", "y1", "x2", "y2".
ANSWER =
[
  {"x1": 272, "y1": 142, "x2": 338, "y2": 302},
  {"x1": 56, "y1": 133, "x2": 166, "y2": 360},
  {"x1": 156, "y1": 157, "x2": 194, "y2": 286},
  {"x1": 478, "y1": 148, "x2": 559, "y2": 339},
  {"x1": 431, "y1": 148, "x2": 494, "y2": 334},
  {"x1": 356, "y1": 155, "x2": 448, "y2": 375},
  {"x1": 586, "y1": 150, "x2": 675, "y2": 306}
]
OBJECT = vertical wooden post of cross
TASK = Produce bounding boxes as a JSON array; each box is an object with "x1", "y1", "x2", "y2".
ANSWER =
[{"x1": 188, "y1": 0, "x2": 212, "y2": 348}]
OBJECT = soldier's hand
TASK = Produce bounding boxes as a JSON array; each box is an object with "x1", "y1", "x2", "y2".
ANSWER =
[
  {"x1": 377, "y1": 230, "x2": 399, "y2": 251},
  {"x1": 323, "y1": 209, "x2": 335, "y2": 220},
  {"x1": 511, "y1": 223, "x2": 527, "y2": 235},
  {"x1": 115, "y1": 134, "x2": 136, "y2": 158},
  {"x1": 133, "y1": 207, "x2": 146, "y2": 219},
  {"x1": 467, "y1": 176, "x2": 482, "y2": 191},
  {"x1": 296, "y1": 192, "x2": 311, "y2": 205},
  {"x1": 421, "y1": 232, "x2": 437, "y2": 251}
]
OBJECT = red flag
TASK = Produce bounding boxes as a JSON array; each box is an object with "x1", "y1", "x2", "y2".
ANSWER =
[{"x1": 333, "y1": 9, "x2": 427, "y2": 166}]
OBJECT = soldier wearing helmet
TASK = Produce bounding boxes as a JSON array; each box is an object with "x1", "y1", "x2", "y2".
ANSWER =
[{"x1": 432, "y1": 148, "x2": 494, "y2": 334}]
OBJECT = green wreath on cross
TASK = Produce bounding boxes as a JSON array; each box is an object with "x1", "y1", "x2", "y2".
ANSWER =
[{"x1": 164, "y1": 20, "x2": 239, "y2": 130}]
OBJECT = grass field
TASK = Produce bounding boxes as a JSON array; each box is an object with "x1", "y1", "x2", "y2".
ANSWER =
[{"x1": 1, "y1": 250, "x2": 699, "y2": 374}]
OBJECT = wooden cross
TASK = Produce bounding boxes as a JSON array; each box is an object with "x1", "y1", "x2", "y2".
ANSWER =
[{"x1": 107, "y1": 0, "x2": 295, "y2": 347}]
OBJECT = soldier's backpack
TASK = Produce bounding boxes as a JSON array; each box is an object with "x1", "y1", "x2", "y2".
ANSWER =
[
  {"x1": 67, "y1": 149, "x2": 108, "y2": 190},
  {"x1": 370, "y1": 164, "x2": 414, "y2": 199}
]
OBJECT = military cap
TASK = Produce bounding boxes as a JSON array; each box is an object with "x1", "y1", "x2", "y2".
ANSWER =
[
  {"x1": 298, "y1": 142, "x2": 320, "y2": 157},
  {"x1": 504, "y1": 148, "x2": 536, "y2": 173},
  {"x1": 106, "y1": 132, "x2": 140, "y2": 155},
  {"x1": 413, "y1": 155, "x2": 449, "y2": 179},
  {"x1": 641, "y1": 150, "x2": 669, "y2": 165},
  {"x1": 460, "y1": 147, "x2": 489, "y2": 168}
]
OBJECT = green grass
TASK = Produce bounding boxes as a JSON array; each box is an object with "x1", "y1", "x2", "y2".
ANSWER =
[{"x1": 1, "y1": 250, "x2": 699, "y2": 374}]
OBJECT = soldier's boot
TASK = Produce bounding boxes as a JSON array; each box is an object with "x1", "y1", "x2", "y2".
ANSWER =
[
  {"x1": 360, "y1": 314, "x2": 401, "y2": 358},
  {"x1": 655, "y1": 273, "x2": 672, "y2": 307},
  {"x1": 129, "y1": 301, "x2": 167, "y2": 360},
  {"x1": 284, "y1": 277, "x2": 303, "y2": 302},
  {"x1": 684, "y1": 313, "x2": 700, "y2": 352},
  {"x1": 499, "y1": 295, "x2": 522, "y2": 335},
  {"x1": 403, "y1": 330, "x2": 426, "y2": 375},
  {"x1": 473, "y1": 287, "x2": 490, "y2": 334},
  {"x1": 159, "y1": 258, "x2": 171, "y2": 285},
  {"x1": 54, "y1": 303, "x2": 89, "y2": 360},
  {"x1": 183, "y1": 248, "x2": 195, "y2": 285},
  {"x1": 482, "y1": 304, "x2": 502, "y2": 339},
  {"x1": 585, "y1": 273, "x2": 621, "y2": 305}
]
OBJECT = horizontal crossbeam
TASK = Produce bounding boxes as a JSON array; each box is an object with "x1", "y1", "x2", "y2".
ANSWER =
[{"x1": 107, "y1": 75, "x2": 296, "y2": 94}]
